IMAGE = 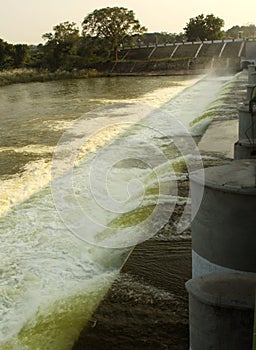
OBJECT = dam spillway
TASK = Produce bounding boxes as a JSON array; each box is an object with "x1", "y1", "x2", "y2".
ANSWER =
[{"x1": 102, "y1": 39, "x2": 256, "y2": 75}]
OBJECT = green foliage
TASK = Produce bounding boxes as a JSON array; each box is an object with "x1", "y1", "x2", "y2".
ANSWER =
[
  {"x1": 0, "y1": 39, "x2": 30, "y2": 69},
  {"x1": 225, "y1": 24, "x2": 256, "y2": 39},
  {"x1": 82, "y1": 7, "x2": 147, "y2": 60},
  {"x1": 77, "y1": 36, "x2": 110, "y2": 65},
  {"x1": 12, "y1": 44, "x2": 30, "y2": 67},
  {"x1": 138, "y1": 32, "x2": 186, "y2": 46},
  {"x1": 0, "y1": 39, "x2": 10, "y2": 68},
  {"x1": 42, "y1": 21, "x2": 80, "y2": 71},
  {"x1": 184, "y1": 14, "x2": 225, "y2": 41},
  {"x1": 0, "y1": 7, "x2": 255, "y2": 75},
  {"x1": 0, "y1": 68, "x2": 103, "y2": 87}
]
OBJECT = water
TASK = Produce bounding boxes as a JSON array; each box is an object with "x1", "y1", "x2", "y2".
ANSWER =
[{"x1": 0, "y1": 73, "x2": 239, "y2": 349}]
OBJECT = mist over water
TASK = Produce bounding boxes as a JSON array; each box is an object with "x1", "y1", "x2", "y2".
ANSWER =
[{"x1": 0, "y1": 73, "x2": 238, "y2": 349}]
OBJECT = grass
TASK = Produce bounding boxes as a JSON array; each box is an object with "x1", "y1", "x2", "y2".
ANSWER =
[
  {"x1": 0, "y1": 68, "x2": 104, "y2": 86},
  {"x1": 119, "y1": 57, "x2": 196, "y2": 63}
]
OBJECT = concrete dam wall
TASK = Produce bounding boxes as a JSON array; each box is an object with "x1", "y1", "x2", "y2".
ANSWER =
[
  {"x1": 120, "y1": 40, "x2": 245, "y2": 60},
  {"x1": 98, "y1": 39, "x2": 256, "y2": 75}
]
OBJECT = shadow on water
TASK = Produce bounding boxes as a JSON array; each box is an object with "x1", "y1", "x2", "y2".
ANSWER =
[{"x1": 0, "y1": 150, "x2": 52, "y2": 176}]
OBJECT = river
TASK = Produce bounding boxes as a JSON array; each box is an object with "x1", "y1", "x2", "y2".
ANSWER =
[{"x1": 0, "y1": 73, "x2": 239, "y2": 349}]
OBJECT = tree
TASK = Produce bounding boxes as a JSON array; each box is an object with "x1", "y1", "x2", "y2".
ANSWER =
[
  {"x1": 140, "y1": 32, "x2": 186, "y2": 46},
  {"x1": 42, "y1": 21, "x2": 80, "y2": 70},
  {"x1": 0, "y1": 40, "x2": 30, "y2": 69},
  {"x1": 184, "y1": 14, "x2": 225, "y2": 41},
  {"x1": 82, "y1": 7, "x2": 147, "y2": 60},
  {"x1": 77, "y1": 36, "x2": 110, "y2": 65},
  {"x1": 225, "y1": 25, "x2": 241, "y2": 39},
  {"x1": 12, "y1": 44, "x2": 30, "y2": 67},
  {"x1": 226, "y1": 24, "x2": 256, "y2": 39},
  {"x1": 0, "y1": 39, "x2": 9, "y2": 68}
]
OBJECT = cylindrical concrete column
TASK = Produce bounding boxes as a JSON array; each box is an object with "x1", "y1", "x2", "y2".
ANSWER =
[
  {"x1": 246, "y1": 66, "x2": 256, "y2": 100},
  {"x1": 246, "y1": 84, "x2": 256, "y2": 101},
  {"x1": 234, "y1": 66, "x2": 256, "y2": 159},
  {"x1": 237, "y1": 105, "x2": 256, "y2": 140},
  {"x1": 234, "y1": 140, "x2": 256, "y2": 159},
  {"x1": 186, "y1": 272, "x2": 256, "y2": 350},
  {"x1": 190, "y1": 160, "x2": 256, "y2": 278}
]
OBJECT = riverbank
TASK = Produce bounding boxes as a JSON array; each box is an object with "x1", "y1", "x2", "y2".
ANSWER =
[
  {"x1": 0, "y1": 57, "x2": 241, "y2": 87},
  {"x1": 0, "y1": 68, "x2": 103, "y2": 86},
  {"x1": 0, "y1": 67, "x2": 202, "y2": 87}
]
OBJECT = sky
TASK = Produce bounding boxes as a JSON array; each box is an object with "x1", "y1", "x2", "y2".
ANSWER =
[{"x1": 1, "y1": 0, "x2": 255, "y2": 45}]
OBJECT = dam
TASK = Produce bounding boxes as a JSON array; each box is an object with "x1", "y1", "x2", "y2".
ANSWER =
[{"x1": 96, "y1": 39, "x2": 256, "y2": 75}]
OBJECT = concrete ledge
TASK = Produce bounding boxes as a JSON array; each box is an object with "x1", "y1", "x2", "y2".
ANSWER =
[{"x1": 198, "y1": 119, "x2": 238, "y2": 158}]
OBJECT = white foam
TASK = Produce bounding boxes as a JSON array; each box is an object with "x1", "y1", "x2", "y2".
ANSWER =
[
  {"x1": 0, "y1": 185, "x2": 124, "y2": 345},
  {"x1": 0, "y1": 159, "x2": 52, "y2": 217},
  {"x1": 0, "y1": 73, "x2": 238, "y2": 348}
]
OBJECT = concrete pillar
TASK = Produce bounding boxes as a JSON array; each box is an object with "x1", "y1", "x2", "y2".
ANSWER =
[
  {"x1": 234, "y1": 65, "x2": 256, "y2": 159},
  {"x1": 246, "y1": 84, "x2": 256, "y2": 101},
  {"x1": 237, "y1": 105, "x2": 256, "y2": 140},
  {"x1": 234, "y1": 105, "x2": 256, "y2": 159},
  {"x1": 234, "y1": 140, "x2": 256, "y2": 159},
  {"x1": 187, "y1": 66, "x2": 256, "y2": 350},
  {"x1": 248, "y1": 64, "x2": 256, "y2": 84},
  {"x1": 246, "y1": 65, "x2": 256, "y2": 101},
  {"x1": 190, "y1": 159, "x2": 256, "y2": 278},
  {"x1": 186, "y1": 272, "x2": 256, "y2": 350}
]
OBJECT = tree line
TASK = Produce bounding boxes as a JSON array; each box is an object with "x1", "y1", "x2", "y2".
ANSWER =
[{"x1": 0, "y1": 7, "x2": 256, "y2": 72}]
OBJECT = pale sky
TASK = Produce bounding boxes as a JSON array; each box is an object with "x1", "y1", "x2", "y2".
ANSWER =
[{"x1": 1, "y1": 0, "x2": 255, "y2": 44}]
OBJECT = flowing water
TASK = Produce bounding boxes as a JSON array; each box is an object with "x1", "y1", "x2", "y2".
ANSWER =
[{"x1": 0, "y1": 73, "x2": 241, "y2": 349}]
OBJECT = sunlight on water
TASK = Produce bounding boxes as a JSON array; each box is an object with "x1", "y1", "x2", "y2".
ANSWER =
[
  {"x1": 2, "y1": 279, "x2": 114, "y2": 350},
  {"x1": 87, "y1": 76, "x2": 202, "y2": 108},
  {"x1": 0, "y1": 159, "x2": 52, "y2": 217},
  {"x1": 189, "y1": 72, "x2": 245, "y2": 135},
  {"x1": 0, "y1": 73, "x2": 238, "y2": 349},
  {"x1": 0, "y1": 185, "x2": 129, "y2": 349}
]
